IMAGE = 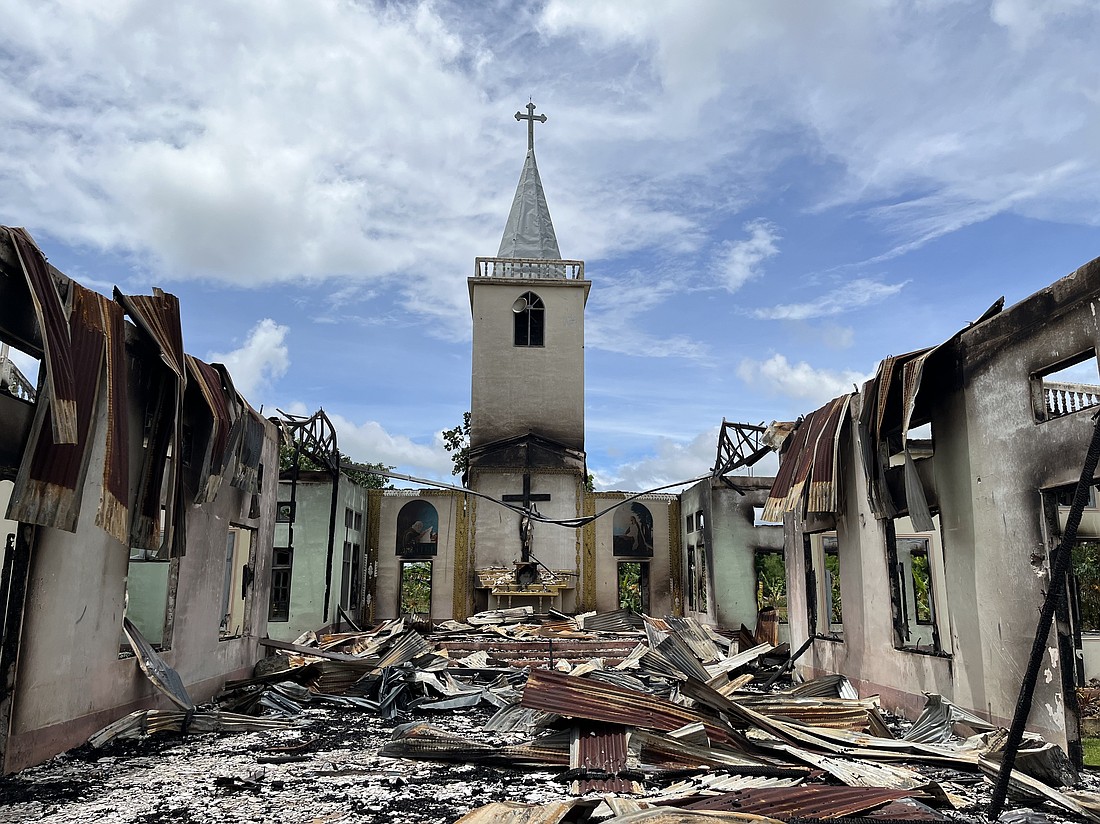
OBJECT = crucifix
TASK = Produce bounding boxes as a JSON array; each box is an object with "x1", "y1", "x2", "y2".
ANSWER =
[
  {"x1": 514, "y1": 102, "x2": 547, "y2": 152},
  {"x1": 502, "y1": 473, "x2": 551, "y2": 562}
]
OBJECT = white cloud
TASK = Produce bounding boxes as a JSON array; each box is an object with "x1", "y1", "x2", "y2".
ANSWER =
[
  {"x1": 753, "y1": 278, "x2": 907, "y2": 321},
  {"x1": 596, "y1": 427, "x2": 719, "y2": 492},
  {"x1": 738, "y1": 354, "x2": 870, "y2": 407},
  {"x1": 208, "y1": 319, "x2": 289, "y2": 403},
  {"x1": 278, "y1": 402, "x2": 454, "y2": 483},
  {"x1": 712, "y1": 220, "x2": 780, "y2": 293},
  {"x1": 539, "y1": 0, "x2": 1100, "y2": 249},
  {"x1": 586, "y1": 270, "x2": 707, "y2": 359}
]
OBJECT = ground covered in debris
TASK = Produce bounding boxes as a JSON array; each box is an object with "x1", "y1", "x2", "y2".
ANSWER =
[
  {"x1": 0, "y1": 706, "x2": 566, "y2": 823},
  {"x1": 5, "y1": 609, "x2": 1100, "y2": 824},
  {"x1": 2, "y1": 702, "x2": 1097, "y2": 824}
]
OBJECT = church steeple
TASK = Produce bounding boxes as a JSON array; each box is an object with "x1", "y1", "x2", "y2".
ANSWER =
[{"x1": 497, "y1": 103, "x2": 562, "y2": 262}]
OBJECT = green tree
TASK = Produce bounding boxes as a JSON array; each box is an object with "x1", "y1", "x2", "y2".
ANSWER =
[
  {"x1": 442, "y1": 411, "x2": 471, "y2": 478},
  {"x1": 1074, "y1": 542, "x2": 1100, "y2": 631},
  {"x1": 278, "y1": 442, "x2": 394, "y2": 490},
  {"x1": 754, "y1": 551, "x2": 787, "y2": 621}
]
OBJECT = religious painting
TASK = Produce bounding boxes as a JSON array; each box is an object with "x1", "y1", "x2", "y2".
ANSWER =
[
  {"x1": 396, "y1": 500, "x2": 439, "y2": 557},
  {"x1": 613, "y1": 502, "x2": 654, "y2": 557}
]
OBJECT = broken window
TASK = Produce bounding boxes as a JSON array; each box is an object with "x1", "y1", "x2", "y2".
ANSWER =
[
  {"x1": 885, "y1": 515, "x2": 950, "y2": 653},
  {"x1": 686, "y1": 545, "x2": 696, "y2": 611},
  {"x1": 220, "y1": 526, "x2": 253, "y2": 639},
  {"x1": 755, "y1": 549, "x2": 787, "y2": 621},
  {"x1": 124, "y1": 549, "x2": 173, "y2": 651},
  {"x1": 269, "y1": 546, "x2": 293, "y2": 622},
  {"x1": 341, "y1": 540, "x2": 361, "y2": 610},
  {"x1": 803, "y1": 531, "x2": 842, "y2": 639},
  {"x1": 686, "y1": 513, "x2": 694, "y2": 533},
  {"x1": 696, "y1": 510, "x2": 705, "y2": 531},
  {"x1": 1073, "y1": 542, "x2": 1100, "y2": 632},
  {"x1": 698, "y1": 548, "x2": 708, "y2": 613},
  {"x1": 1033, "y1": 349, "x2": 1100, "y2": 422},
  {"x1": 617, "y1": 561, "x2": 649, "y2": 613},
  {"x1": 513, "y1": 291, "x2": 544, "y2": 347},
  {"x1": 399, "y1": 560, "x2": 432, "y2": 618}
]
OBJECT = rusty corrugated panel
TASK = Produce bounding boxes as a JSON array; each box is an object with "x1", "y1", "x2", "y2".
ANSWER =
[
  {"x1": 573, "y1": 725, "x2": 633, "y2": 794},
  {"x1": 115, "y1": 287, "x2": 188, "y2": 556},
  {"x1": 736, "y1": 696, "x2": 882, "y2": 732},
  {"x1": 521, "y1": 669, "x2": 736, "y2": 746},
  {"x1": 683, "y1": 786, "x2": 918, "y2": 818}
]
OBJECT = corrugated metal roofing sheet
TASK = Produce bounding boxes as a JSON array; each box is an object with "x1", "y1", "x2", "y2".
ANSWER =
[
  {"x1": 681, "y1": 786, "x2": 918, "y2": 818},
  {"x1": 521, "y1": 669, "x2": 737, "y2": 747}
]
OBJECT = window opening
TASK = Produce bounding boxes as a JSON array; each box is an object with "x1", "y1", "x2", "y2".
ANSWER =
[
  {"x1": 696, "y1": 510, "x2": 705, "y2": 530},
  {"x1": 804, "y1": 530, "x2": 842, "y2": 639},
  {"x1": 885, "y1": 514, "x2": 949, "y2": 653},
  {"x1": 686, "y1": 546, "x2": 696, "y2": 611},
  {"x1": 1034, "y1": 349, "x2": 1100, "y2": 422},
  {"x1": 341, "y1": 541, "x2": 361, "y2": 610},
  {"x1": 220, "y1": 526, "x2": 254, "y2": 639},
  {"x1": 513, "y1": 291, "x2": 545, "y2": 347},
  {"x1": 270, "y1": 546, "x2": 293, "y2": 622},
  {"x1": 755, "y1": 550, "x2": 787, "y2": 622},
  {"x1": 618, "y1": 562, "x2": 650, "y2": 613},
  {"x1": 698, "y1": 550, "x2": 708, "y2": 613},
  {"x1": 123, "y1": 507, "x2": 175, "y2": 652},
  {"x1": 399, "y1": 560, "x2": 432, "y2": 619},
  {"x1": 1072, "y1": 541, "x2": 1100, "y2": 633}
]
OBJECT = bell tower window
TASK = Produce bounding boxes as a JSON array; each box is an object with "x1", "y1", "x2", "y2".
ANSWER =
[{"x1": 513, "y1": 291, "x2": 545, "y2": 347}]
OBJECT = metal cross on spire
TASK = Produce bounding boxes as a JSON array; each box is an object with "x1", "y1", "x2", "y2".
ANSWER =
[{"x1": 514, "y1": 101, "x2": 547, "y2": 151}]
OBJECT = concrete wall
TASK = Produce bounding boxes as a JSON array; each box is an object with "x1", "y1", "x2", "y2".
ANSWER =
[
  {"x1": 590, "y1": 493, "x2": 675, "y2": 617},
  {"x1": 695, "y1": 477, "x2": 784, "y2": 633},
  {"x1": 3, "y1": 398, "x2": 278, "y2": 772},
  {"x1": 786, "y1": 256, "x2": 1100, "y2": 751},
  {"x1": 270, "y1": 473, "x2": 368, "y2": 641},
  {"x1": 375, "y1": 489, "x2": 461, "y2": 621},
  {"x1": 469, "y1": 278, "x2": 588, "y2": 452}
]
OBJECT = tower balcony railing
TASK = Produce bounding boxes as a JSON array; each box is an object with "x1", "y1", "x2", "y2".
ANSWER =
[
  {"x1": 1044, "y1": 380, "x2": 1100, "y2": 419},
  {"x1": 474, "y1": 257, "x2": 584, "y2": 280}
]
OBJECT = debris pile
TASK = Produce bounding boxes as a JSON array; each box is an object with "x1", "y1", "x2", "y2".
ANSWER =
[{"x1": 68, "y1": 610, "x2": 1100, "y2": 823}]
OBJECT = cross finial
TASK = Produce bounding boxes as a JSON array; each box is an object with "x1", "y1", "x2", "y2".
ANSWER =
[{"x1": 514, "y1": 101, "x2": 547, "y2": 151}]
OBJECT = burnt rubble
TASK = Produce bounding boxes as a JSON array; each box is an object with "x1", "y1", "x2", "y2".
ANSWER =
[{"x1": 4, "y1": 609, "x2": 1100, "y2": 824}]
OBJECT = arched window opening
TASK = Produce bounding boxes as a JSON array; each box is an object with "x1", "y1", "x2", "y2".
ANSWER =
[{"x1": 513, "y1": 291, "x2": 545, "y2": 347}]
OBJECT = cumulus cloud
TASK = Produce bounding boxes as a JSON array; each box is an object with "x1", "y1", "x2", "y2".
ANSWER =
[
  {"x1": 738, "y1": 354, "x2": 870, "y2": 406},
  {"x1": 596, "y1": 428, "x2": 719, "y2": 493},
  {"x1": 208, "y1": 319, "x2": 289, "y2": 403},
  {"x1": 278, "y1": 402, "x2": 453, "y2": 482},
  {"x1": 712, "y1": 220, "x2": 780, "y2": 293},
  {"x1": 753, "y1": 278, "x2": 907, "y2": 320},
  {"x1": 539, "y1": 0, "x2": 1100, "y2": 249}
]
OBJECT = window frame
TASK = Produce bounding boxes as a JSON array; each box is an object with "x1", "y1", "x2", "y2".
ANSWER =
[
  {"x1": 513, "y1": 291, "x2": 545, "y2": 347},
  {"x1": 269, "y1": 546, "x2": 293, "y2": 622}
]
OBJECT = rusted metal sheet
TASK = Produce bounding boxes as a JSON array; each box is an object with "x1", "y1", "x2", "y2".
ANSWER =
[
  {"x1": 521, "y1": 669, "x2": 737, "y2": 746},
  {"x1": 681, "y1": 786, "x2": 919, "y2": 818},
  {"x1": 571, "y1": 725, "x2": 634, "y2": 794}
]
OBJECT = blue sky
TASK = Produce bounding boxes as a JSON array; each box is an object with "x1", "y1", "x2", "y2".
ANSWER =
[{"x1": 3, "y1": 0, "x2": 1100, "y2": 490}]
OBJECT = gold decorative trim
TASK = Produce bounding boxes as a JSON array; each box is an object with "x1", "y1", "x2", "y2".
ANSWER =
[
  {"x1": 582, "y1": 490, "x2": 597, "y2": 611},
  {"x1": 366, "y1": 489, "x2": 382, "y2": 623},
  {"x1": 668, "y1": 499, "x2": 683, "y2": 617},
  {"x1": 453, "y1": 493, "x2": 472, "y2": 620}
]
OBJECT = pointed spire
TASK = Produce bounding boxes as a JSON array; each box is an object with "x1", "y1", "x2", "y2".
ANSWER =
[{"x1": 497, "y1": 147, "x2": 562, "y2": 261}]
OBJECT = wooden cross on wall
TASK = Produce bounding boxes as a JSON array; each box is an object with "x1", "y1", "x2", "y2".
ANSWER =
[
  {"x1": 515, "y1": 102, "x2": 547, "y2": 151},
  {"x1": 502, "y1": 473, "x2": 551, "y2": 562}
]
